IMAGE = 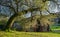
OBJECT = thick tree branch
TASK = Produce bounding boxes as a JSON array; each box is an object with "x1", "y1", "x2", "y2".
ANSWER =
[{"x1": 46, "y1": 10, "x2": 50, "y2": 14}]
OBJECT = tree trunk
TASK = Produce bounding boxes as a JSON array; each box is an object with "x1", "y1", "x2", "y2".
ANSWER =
[
  {"x1": 37, "y1": 23, "x2": 51, "y2": 32},
  {"x1": 4, "y1": 13, "x2": 18, "y2": 31},
  {"x1": 35, "y1": 19, "x2": 51, "y2": 32}
]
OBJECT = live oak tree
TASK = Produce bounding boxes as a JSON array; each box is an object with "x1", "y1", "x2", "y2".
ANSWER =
[{"x1": 0, "y1": 0, "x2": 59, "y2": 31}]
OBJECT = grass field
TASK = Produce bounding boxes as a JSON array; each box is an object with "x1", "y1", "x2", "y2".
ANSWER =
[
  {"x1": 0, "y1": 23, "x2": 60, "y2": 37},
  {"x1": 51, "y1": 25, "x2": 60, "y2": 30},
  {"x1": 0, "y1": 25, "x2": 60, "y2": 37},
  {"x1": 0, "y1": 31, "x2": 60, "y2": 37}
]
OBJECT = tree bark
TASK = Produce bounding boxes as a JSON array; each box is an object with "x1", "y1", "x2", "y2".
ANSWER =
[
  {"x1": 4, "y1": 13, "x2": 18, "y2": 30},
  {"x1": 34, "y1": 19, "x2": 51, "y2": 32},
  {"x1": 37, "y1": 23, "x2": 51, "y2": 32}
]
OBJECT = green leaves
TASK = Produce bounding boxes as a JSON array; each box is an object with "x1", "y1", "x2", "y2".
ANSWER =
[{"x1": 33, "y1": 0, "x2": 49, "y2": 11}]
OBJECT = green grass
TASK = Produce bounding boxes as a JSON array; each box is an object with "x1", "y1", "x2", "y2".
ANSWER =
[
  {"x1": 0, "y1": 25, "x2": 60, "y2": 37},
  {"x1": 50, "y1": 25, "x2": 60, "y2": 30},
  {"x1": 0, "y1": 31, "x2": 60, "y2": 37}
]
